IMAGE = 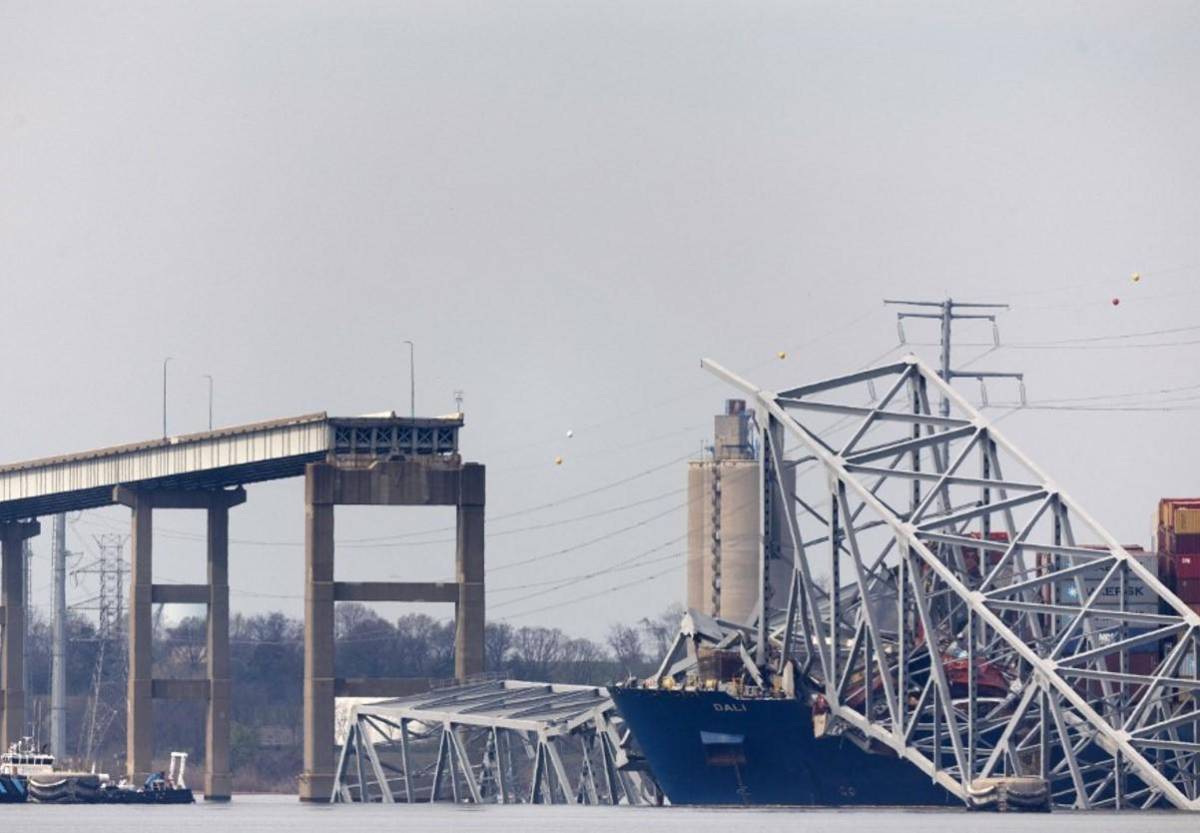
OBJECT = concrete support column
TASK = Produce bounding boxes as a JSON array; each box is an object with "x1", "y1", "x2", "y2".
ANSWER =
[
  {"x1": 455, "y1": 463, "x2": 485, "y2": 679},
  {"x1": 206, "y1": 502, "x2": 232, "y2": 801},
  {"x1": 128, "y1": 498, "x2": 154, "y2": 779},
  {"x1": 0, "y1": 520, "x2": 38, "y2": 750},
  {"x1": 300, "y1": 464, "x2": 335, "y2": 801}
]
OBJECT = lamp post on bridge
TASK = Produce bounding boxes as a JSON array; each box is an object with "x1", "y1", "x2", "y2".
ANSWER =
[
  {"x1": 203, "y1": 374, "x2": 214, "y2": 430},
  {"x1": 404, "y1": 340, "x2": 415, "y2": 421},
  {"x1": 162, "y1": 356, "x2": 173, "y2": 439}
]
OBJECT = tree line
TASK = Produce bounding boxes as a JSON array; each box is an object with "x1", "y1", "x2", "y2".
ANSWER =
[{"x1": 17, "y1": 602, "x2": 683, "y2": 791}]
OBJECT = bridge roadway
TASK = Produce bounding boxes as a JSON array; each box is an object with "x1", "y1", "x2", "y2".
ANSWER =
[{"x1": 0, "y1": 410, "x2": 485, "y2": 801}]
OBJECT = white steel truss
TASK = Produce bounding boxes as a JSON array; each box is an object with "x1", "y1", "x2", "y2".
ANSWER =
[
  {"x1": 701, "y1": 354, "x2": 1200, "y2": 811},
  {"x1": 332, "y1": 680, "x2": 658, "y2": 805}
]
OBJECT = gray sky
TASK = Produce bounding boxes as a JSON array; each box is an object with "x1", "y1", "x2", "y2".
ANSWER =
[{"x1": 3, "y1": 1, "x2": 1199, "y2": 641}]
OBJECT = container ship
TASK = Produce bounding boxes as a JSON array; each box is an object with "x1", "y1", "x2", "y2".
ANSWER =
[
  {"x1": 610, "y1": 400, "x2": 957, "y2": 806},
  {"x1": 611, "y1": 681, "x2": 956, "y2": 806},
  {"x1": 610, "y1": 403, "x2": 1196, "y2": 808}
]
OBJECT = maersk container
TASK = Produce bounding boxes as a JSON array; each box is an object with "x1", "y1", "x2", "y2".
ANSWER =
[{"x1": 1045, "y1": 547, "x2": 1159, "y2": 614}]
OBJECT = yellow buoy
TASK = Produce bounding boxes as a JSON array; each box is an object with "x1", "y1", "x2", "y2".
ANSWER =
[
  {"x1": 1131, "y1": 271, "x2": 1141, "y2": 283},
  {"x1": 554, "y1": 456, "x2": 563, "y2": 466},
  {"x1": 778, "y1": 351, "x2": 787, "y2": 360}
]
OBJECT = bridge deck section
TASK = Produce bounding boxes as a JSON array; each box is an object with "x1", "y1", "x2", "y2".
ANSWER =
[{"x1": 0, "y1": 412, "x2": 462, "y2": 521}]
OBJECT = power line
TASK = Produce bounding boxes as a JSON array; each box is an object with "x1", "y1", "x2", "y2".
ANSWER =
[
  {"x1": 484, "y1": 552, "x2": 681, "y2": 609},
  {"x1": 1029, "y1": 381, "x2": 1200, "y2": 405},
  {"x1": 1007, "y1": 322, "x2": 1200, "y2": 346},
  {"x1": 338, "y1": 488, "x2": 687, "y2": 550},
  {"x1": 1006, "y1": 338, "x2": 1200, "y2": 351},
  {"x1": 482, "y1": 307, "x2": 885, "y2": 464},
  {"x1": 1018, "y1": 404, "x2": 1200, "y2": 413},
  {"x1": 498, "y1": 563, "x2": 683, "y2": 622},
  {"x1": 488, "y1": 503, "x2": 689, "y2": 574},
  {"x1": 1016, "y1": 284, "x2": 1200, "y2": 312},
  {"x1": 73, "y1": 447, "x2": 698, "y2": 548}
]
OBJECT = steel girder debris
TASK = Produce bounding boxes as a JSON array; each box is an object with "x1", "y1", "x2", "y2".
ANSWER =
[
  {"x1": 331, "y1": 680, "x2": 658, "y2": 805},
  {"x1": 661, "y1": 354, "x2": 1200, "y2": 811}
]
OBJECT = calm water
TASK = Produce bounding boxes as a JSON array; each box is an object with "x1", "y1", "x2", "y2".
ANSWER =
[{"x1": 3, "y1": 794, "x2": 1198, "y2": 832}]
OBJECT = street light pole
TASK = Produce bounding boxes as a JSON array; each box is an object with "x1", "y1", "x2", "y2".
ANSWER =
[
  {"x1": 403, "y1": 340, "x2": 415, "y2": 421},
  {"x1": 203, "y1": 374, "x2": 213, "y2": 430},
  {"x1": 162, "y1": 356, "x2": 173, "y2": 438}
]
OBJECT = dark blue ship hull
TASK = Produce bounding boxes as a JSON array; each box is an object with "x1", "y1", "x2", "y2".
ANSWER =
[
  {"x1": 611, "y1": 687, "x2": 955, "y2": 807},
  {"x1": 0, "y1": 774, "x2": 28, "y2": 803}
]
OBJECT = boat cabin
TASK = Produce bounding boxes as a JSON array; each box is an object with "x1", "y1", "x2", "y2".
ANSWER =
[{"x1": 0, "y1": 739, "x2": 55, "y2": 777}]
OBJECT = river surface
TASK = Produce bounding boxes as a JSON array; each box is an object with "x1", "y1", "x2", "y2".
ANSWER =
[{"x1": 4, "y1": 794, "x2": 1200, "y2": 832}]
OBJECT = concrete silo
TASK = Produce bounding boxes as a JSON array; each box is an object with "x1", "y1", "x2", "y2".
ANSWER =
[{"x1": 685, "y1": 400, "x2": 794, "y2": 624}]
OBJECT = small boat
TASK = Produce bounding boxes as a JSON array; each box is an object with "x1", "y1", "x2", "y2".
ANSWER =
[
  {"x1": 0, "y1": 738, "x2": 52, "y2": 803},
  {"x1": 2, "y1": 738, "x2": 109, "y2": 804},
  {"x1": 98, "y1": 753, "x2": 194, "y2": 804},
  {"x1": 1, "y1": 739, "x2": 193, "y2": 804}
]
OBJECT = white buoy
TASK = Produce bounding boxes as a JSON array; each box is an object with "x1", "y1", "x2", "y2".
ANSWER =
[{"x1": 566, "y1": 429, "x2": 574, "y2": 438}]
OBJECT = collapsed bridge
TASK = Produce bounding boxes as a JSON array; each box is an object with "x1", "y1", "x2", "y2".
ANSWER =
[
  {"x1": 333, "y1": 679, "x2": 658, "y2": 805},
  {"x1": 0, "y1": 411, "x2": 485, "y2": 801},
  {"x1": 652, "y1": 355, "x2": 1200, "y2": 810}
]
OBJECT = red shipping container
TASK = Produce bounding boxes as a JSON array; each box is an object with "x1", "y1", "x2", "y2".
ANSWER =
[
  {"x1": 1176, "y1": 577, "x2": 1200, "y2": 603},
  {"x1": 1169, "y1": 532, "x2": 1200, "y2": 554},
  {"x1": 1130, "y1": 652, "x2": 1158, "y2": 677},
  {"x1": 1175, "y1": 553, "x2": 1200, "y2": 580}
]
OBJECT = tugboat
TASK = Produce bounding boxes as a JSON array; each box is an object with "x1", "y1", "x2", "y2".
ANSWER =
[
  {"x1": 0, "y1": 739, "x2": 193, "y2": 804},
  {"x1": 0, "y1": 738, "x2": 46, "y2": 803},
  {"x1": 2, "y1": 738, "x2": 106, "y2": 803}
]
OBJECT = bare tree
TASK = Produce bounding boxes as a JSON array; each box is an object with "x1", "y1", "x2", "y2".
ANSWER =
[
  {"x1": 639, "y1": 603, "x2": 685, "y2": 662},
  {"x1": 485, "y1": 621, "x2": 514, "y2": 672},
  {"x1": 606, "y1": 624, "x2": 643, "y2": 677},
  {"x1": 511, "y1": 626, "x2": 566, "y2": 680}
]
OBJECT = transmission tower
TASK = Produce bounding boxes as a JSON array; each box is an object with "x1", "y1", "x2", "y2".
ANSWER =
[
  {"x1": 71, "y1": 533, "x2": 129, "y2": 763},
  {"x1": 884, "y1": 298, "x2": 1026, "y2": 417},
  {"x1": 21, "y1": 539, "x2": 32, "y2": 738}
]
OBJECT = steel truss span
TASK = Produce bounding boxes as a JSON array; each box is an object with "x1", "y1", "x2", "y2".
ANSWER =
[
  {"x1": 700, "y1": 354, "x2": 1200, "y2": 811},
  {"x1": 332, "y1": 680, "x2": 658, "y2": 805}
]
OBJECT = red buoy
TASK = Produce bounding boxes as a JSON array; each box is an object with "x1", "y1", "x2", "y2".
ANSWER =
[{"x1": 1111, "y1": 297, "x2": 1120, "y2": 306}]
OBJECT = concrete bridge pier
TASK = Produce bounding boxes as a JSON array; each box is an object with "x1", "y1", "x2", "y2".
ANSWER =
[
  {"x1": 299, "y1": 458, "x2": 485, "y2": 801},
  {"x1": 115, "y1": 485, "x2": 245, "y2": 799},
  {"x1": 0, "y1": 520, "x2": 39, "y2": 751}
]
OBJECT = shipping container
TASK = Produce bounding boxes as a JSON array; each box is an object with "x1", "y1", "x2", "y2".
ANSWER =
[
  {"x1": 696, "y1": 647, "x2": 745, "y2": 683},
  {"x1": 1177, "y1": 577, "x2": 1200, "y2": 604},
  {"x1": 1042, "y1": 547, "x2": 1159, "y2": 614},
  {"x1": 1168, "y1": 531, "x2": 1200, "y2": 554},
  {"x1": 1175, "y1": 554, "x2": 1200, "y2": 580},
  {"x1": 1177, "y1": 508, "x2": 1200, "y2": 535},
  {"x1": 960, "y1": 532, "x2": 1010, "y2": 584},
  {"x1": 1104, "y1": 651, "x2": 1160, "y2": 677},
  {"x1": 1158, "y1": 498, "x2": 1200, "y2": 530}
]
